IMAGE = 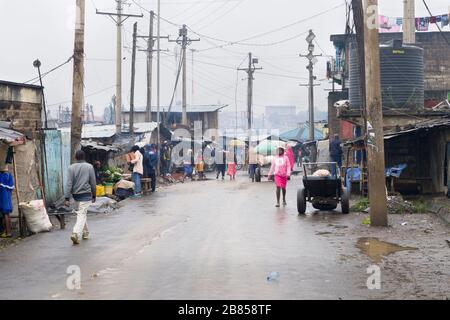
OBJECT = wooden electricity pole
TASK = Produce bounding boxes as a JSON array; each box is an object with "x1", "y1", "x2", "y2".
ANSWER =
[
  {"x1": 403, "y1": 0, "x2": 416, "y2": 44},
  {"x1": 363, "y1": 0, "x2": 388, "y2": 227},
  {"x1": 70, "y1": 0, "x2": 85, "y2": 163},
  {"x1": 129, "y1": 22, "x2": 137, "y2": 137},
  {"x1": 238, "y1": 53, "x2": 262, "y2": 132}
]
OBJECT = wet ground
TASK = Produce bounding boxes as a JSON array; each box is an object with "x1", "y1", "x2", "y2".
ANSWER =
[{"x1": 0, "y1": 173, "x2": 449, "y2": 300}]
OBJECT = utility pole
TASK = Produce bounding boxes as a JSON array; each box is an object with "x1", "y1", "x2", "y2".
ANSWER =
[
  {"x1": 129, "y1": 22, "x2": 137, "y2": 137},
  {"x1": 352, "y1": 0, "x2": 368, "y2": 139},
  {"x1": 96, "y1": 0, "x2": 143, "y2": 135},
  {"x1": 300, "y1": 30, "x2": 322, "y2": 141},
  {"x1": 157, "y1": 0, "x2": 161, "y2": 176},
  {"x1": 146, "y1": 11, "x2": 154, "y2": 122},
  {"x1": 403, "y1": 0, "x2": 416, "y2": 44},
  {"x1": 169, "y1": 25, "x2": 200, "y2": 126},
  {"x1": 138, "y1": 11, "x2": 169, "y2": 123},
  {"x1": 363, "y1": 0, "x2": 388, "y2": 227},
  {"x1": 70, "y1": 0, "x2": 85, "y2": 163},
  {"x1": 238, "y1": 53, "x2": 262, "y2": 132}
]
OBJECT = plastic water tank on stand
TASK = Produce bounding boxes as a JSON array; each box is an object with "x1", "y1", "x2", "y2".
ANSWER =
[{"x1": 349, "y1": 39, "x2": 424, "y2": 109}]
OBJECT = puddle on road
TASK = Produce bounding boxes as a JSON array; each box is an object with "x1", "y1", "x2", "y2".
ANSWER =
[{"x1": 356, "y1": 238, "x2": 418, "y2": 263}]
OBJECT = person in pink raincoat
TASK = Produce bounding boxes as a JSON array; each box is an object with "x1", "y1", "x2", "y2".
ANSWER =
[
  {"x1": 268, "y1": 147, "x2": 292, "y2": 207},
  {"x1": 286, "y1": 145, "x2": 295, "y2": 171}
]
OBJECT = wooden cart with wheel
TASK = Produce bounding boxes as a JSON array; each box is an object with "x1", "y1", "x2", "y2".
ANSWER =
[{"x1": 297, "y1": 162, "x2": 350, "y2": 215}]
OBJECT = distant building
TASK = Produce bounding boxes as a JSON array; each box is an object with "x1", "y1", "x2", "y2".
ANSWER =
[
  {"x1": 123, "y1": 105, "x2": 226, "y2": 131},
  {"x1": 264, "y1": 106, "x2": 297, "y2": 132}
]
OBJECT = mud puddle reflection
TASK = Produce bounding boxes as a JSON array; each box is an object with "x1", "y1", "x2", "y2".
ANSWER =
[{"x1": 356, "y1": 237, "x2": 418, "y2": 263}]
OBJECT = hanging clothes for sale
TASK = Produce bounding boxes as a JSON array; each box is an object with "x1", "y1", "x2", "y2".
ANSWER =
[
  {"x1": 388, "y1": 17, "x2": 401, "y2": 32},
  {"x1": 396, "y1": 17, "x2": 403, "y2": 26},
  {"x1": 379, "y1": 15, "x2": 390, "y2": 29},
  {"x1": 442, "y1": 14, "x2": 449, "y2": 28},
  {"x1": 416, "y1": 17, "x2": 430, "y2": 31},
  {"x1": 430, "y1": 16, "x2": 437, "y2": 24}
]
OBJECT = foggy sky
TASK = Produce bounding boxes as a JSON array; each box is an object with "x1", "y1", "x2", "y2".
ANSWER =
[{"x1": 1, "y1": 0, "x2": 448, "y2": 121}]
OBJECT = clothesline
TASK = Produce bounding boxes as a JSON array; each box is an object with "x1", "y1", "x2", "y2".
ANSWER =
[{"x1": 378, "y1": 10, "x2": 450, "y2": 32}]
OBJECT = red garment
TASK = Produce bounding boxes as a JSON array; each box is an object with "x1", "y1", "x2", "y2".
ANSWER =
[
  {"x1": 227, "y1": 163, "x2": 237, "y2": 176},
  {"x1": 286, "y1": 147, "x2": 295, "y2": 170},
  {"x1": 275, "y1": 175, "x2": 288, "y2": 189}
]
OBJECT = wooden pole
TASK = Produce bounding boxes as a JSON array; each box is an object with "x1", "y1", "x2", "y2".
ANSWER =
[
  {"x1": 363, "y1": 0, "x2": 388, "y2": 227},
  {"x1": 11, "y1": 147, "x2": 26, "y2": 237},
  {"x1": 403, "y1": 0, "x2": 416, "y2": 44},
  {"x1": 70, "y1": 0, "x2": 85, "y2": 163},
  {"x1": 130, "y1": 22, "x2": 137, "y2": 137}
]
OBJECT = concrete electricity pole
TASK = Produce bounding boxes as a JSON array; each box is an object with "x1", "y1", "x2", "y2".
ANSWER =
[
  {"x1": 70, "y1": 0, "x2": 85, "y2": 163},
  {"x1": 138, "y1": 11, "x2": 169, "y2": 123},
  {"x1": 96, "y1": 0, "x2": 142, "y2": 134},
  {"x1": 363, "y1": 0, "x2": 388, "y2": 227},
  {"x1": 169, "y1": 25, "x2": 200, "y2": 126},
  {"x1": 157, "y1": 0, "x2": 161, "y2": 176},
  {"x1": 300, "y1": 30, "x2": 322, "y2": 141},
  {"x1": 238, "y1": 53, "x2": 262, "y2": 131},
  {"x1": 144, "y1": 11, "x2": 154, "y2": 122},
  {"x1": 403, "y1": 0, "x2": 416, "y2": 44},
  {"x1": 129, "y1": 22, "x2": 138, "y2": 137}
]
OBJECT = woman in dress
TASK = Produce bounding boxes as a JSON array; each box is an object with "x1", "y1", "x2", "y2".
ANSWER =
[
  {"x1": 268, "y1": 147, "x2": 292, "y2": 207},
  {"x1": 227, "y1": 152, "x2": 237, "y2": 181}
]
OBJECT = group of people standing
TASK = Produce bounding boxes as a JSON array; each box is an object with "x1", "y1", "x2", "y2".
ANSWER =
[
  {"x1": 128, "y1": 144, "x2": 159, "y2": 198},
  {"x1": 213, "y1": 148, "x2": 238, "y2": 181}
]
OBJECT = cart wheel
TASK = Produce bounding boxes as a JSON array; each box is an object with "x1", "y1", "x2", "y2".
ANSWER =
[
  {"x1": 297, "y1": 187, "x2": 306, "y2": 215},
  {"x1": 255, "y1": 168, "x2": 262, "y2": 182},
  {"x1": 341, "y1": 189, "x2": 350, "y2": 214}
]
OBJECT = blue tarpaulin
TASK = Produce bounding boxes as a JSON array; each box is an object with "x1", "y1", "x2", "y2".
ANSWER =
[{"x1": 279, "y1": 124, "x2": 324, "y2": 142}]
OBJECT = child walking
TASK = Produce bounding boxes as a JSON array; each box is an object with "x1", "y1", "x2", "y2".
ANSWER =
[{"x1": 268, "y1": 147, "x2": 292, "y2": 208}]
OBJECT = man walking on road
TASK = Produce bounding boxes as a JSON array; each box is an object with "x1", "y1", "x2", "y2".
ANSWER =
[{"x1": 65, "y1": 150, "x2": 97, "y2": 245}]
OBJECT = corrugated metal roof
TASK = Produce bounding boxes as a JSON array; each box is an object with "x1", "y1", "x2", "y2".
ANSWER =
[
  {"x1": 345, "y1": 118, "x2": 450, "y2": 146},
  {"x1": 0, "y1": 127, "x2": 25, "y2": 146},
  {"x1": 82, "y1": 141, "x2": 119, "y2": 152},
  {"x1": 123, "y1": 105, "x2": 227, "y2": 113},
  {"x1": 60, "y1": 122, "x2": 158, "y2": 139}
]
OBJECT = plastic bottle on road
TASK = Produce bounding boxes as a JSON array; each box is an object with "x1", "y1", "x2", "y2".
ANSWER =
[{"x1": 267, "y1": 272, "x2": 280, "y2": 281}]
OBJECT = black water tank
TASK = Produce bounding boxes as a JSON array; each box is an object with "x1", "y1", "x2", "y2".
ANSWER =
[{"x1": 349, "y1": 39, "x2": 424, "y2": 109}]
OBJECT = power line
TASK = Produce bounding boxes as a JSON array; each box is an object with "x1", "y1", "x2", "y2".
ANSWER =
[
  {"x1": 23, "y1": 56, "x2": 73, "y2": 84},
  {"x1": 46, "y1": 85, "x2": 116, "y2": 108},
  {"x1": 193, "y1": 0, "x2": 246, "y2": 31},
  {"x1": 421, "y1": 0, "x2": 450, "y2": 48},
  {"x1": 194, "y1": 2, "x2": 345, "y2": 51}
]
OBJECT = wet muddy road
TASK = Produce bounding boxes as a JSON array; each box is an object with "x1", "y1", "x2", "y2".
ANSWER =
[{"x1": 1, "y1": 174, "x2": 449, "y2": 300}]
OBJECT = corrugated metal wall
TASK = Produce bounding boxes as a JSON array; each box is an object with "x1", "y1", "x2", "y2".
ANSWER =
[
  {"x1": 42, "y1": 130, "x2": 64, "y2": 205},
  {"x1": 60, "y1": 130, "x2": 71, "y2": 194}
]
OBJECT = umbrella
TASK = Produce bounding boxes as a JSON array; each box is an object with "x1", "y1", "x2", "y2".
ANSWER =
[
  {"x1": 255, "y1": 140, "x2": 286, "y2": 155},
  {"x1": 228, "y1": 139, "x2": 246, "y2": 147}
]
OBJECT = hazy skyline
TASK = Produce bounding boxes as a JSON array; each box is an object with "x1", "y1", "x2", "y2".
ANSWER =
[{"x1": 1, "y1": 0, "x2": 448, "y2": 121}]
